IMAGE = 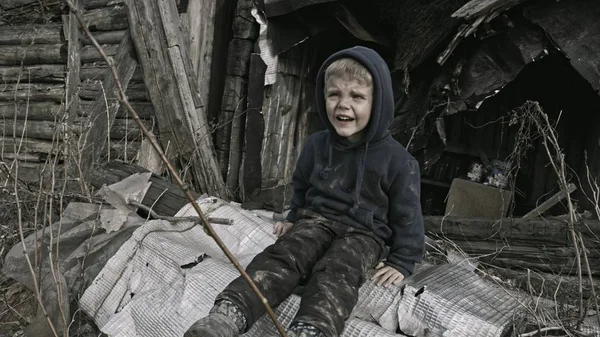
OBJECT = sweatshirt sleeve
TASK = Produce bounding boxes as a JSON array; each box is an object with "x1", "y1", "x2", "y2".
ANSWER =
[
  {"x1": 385, "y1": 158, "x2": 425, "y2": 277},
  {"x1": 285, "y1": 138, "x2": 314, "y2": 223}
]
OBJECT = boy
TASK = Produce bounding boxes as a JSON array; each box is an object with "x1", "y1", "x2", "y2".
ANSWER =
[{"x1": 186, "y1": 46, "x2": 424, "y2": 337}]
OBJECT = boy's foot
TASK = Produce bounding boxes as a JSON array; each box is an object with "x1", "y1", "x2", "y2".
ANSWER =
[
  {"x1": 185, "y1": 300, "x2": 247, "y2": 337},
  {"x1": 287, "y1": 322, "x2": 325, "y2": 337},
  {"x1": 185, "y1": 313, "x2": 240, "y2": 337}
]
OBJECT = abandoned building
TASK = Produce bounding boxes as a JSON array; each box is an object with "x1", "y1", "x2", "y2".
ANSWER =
[{"x1": 1, "y1": 0, "x2": 599, "y2": 336}]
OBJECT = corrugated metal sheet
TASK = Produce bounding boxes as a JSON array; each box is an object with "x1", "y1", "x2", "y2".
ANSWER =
[{"x1": 397, "y1": 263, "x2": 525, "y2": 337}]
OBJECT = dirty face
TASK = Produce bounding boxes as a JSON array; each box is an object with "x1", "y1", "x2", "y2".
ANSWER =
[{"x1": 325, "y1": 75, "x2": 373, "y2": 143}]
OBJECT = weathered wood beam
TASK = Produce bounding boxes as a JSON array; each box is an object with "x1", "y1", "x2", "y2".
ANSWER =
[
  {"x1": 79, "y1": 81, "x2": 148, "y2": 101},
  {"x1": 0, "y1": 24, "x2": 63, "y2": 44},
  {"x1": 0, "y1": 120, "x2": 68, "y2": 140},
  {"x1": 81, "y1": 30, "x2": 127, "y2": 45},
  {"x1": 216, "y1": 0, "x2": 256, "y2": 196},
  {"x1": 126, "y1": 0, "x2": 226, "y2": 198},
  {"x1": 0, "y1": 65, "x2": 66, "y2": 83},
  {"x1": 425, "y1": 216, "x2": 600, "y2": 275},
  {"x1": 80, "y1": 44, "x2": 118, "y2": 63},
  {"x1": 180, "y1": 0, "x2": 216, "y2": 121},
  {"x1": 82, "y1": 0, "x2": 124, "y2": 10},
  {"x1": 79, "y1": 100, "x2": 153, "y2": 119},
  {"x1": 0, "y1": 45, "x2": 66, "y2": 66},
  {"x1": 79, "y1": 32, "x2": 138, "y2": 178},
  {"x1": 452, "y1": 0, "x2": 527, "y2": 20},
  {"x1": 522, "y1": 183, "x2": 577, "y2": 219},
  {"x1": 80, "y1": 63, "x2": 142, "y2": 82},
  {"x1": 75, "y1": 117, "x2": 149, "y2": 140},
  {"x1": 83, "y1": 5, "x2": 128, "y2": 31},
  {"x1": 64, "y1": 3, "x2": 82, "y2": 127},
  {"x1": 241, "y1": 53, "x2": 267, "y2": 201},
  {"x1": 0, "y1": 83, "x2": 65, "y2": 102},
  {"x1": 0, "y1": 102, "x2": 63, "y2": 121},
  {"x1": 0, "y1": 136, "x2": 59, "y2": 155}
]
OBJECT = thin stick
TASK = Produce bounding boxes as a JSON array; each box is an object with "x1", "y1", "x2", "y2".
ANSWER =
[
  {"x1": 129, "y1": 200, "x2": 233, "y2": 225},
  {"x1": 63, "y1": 2, "x2": 286, "y2": 336}
]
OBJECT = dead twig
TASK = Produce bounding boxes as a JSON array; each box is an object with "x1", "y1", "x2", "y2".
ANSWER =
[
  {"x1": 129, "y1": 200, "x2": 233, "y2": 225},
  {"x1": 63, "y1": 2, "x2": 287, "y2": 336}
]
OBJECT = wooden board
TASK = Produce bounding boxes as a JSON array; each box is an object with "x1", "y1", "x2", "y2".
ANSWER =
[
  {"x1": 79, "y1": 32, "x2": 138, "y2": 178},
  {"x1": 83, "y1": 5, "x2": 129, "y2": 31},
  {"x1": 126, "y1": 0, "x2": 226, "y2": 198},
  {"x1": 0, "y1": 65, "x2": 66, "y2": 83},
  {"x1": 81, "y1": 30, "x2": 127, "y2": 45},
  {"x1": 0, "y1": 102, "x2": 63, "y2": 121},
  {"x1": 0, "y1": 45, "x2": 66, "y2": 66},
  {"x1": 0, "y1": 24, "x2": 63, "y2": 44},
  {"x1": 0, "y1": 83, "x2": 65, "y2": 102}
]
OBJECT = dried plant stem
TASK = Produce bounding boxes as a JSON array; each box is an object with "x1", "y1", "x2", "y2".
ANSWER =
[
  {"x1": 64, "y1": 1, "x2": 287, "y2": 336},
  {"x1": 14, "y1": 162, "x2": 60, "y2": 337}
]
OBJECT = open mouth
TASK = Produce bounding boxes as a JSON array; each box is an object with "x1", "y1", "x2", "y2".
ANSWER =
[{"x1": 336, "y1": 116, "x2": 354, "y2": 122}]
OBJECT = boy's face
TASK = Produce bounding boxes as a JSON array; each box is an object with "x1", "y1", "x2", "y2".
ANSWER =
[{"x1": 324, "y1": 75, "x2": 373, "y2": 143}]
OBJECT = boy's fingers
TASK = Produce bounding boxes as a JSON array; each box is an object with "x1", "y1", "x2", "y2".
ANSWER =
[
  {"x1": 375, "y1": 262, "x2": 384, "y2": 269},
  {"x1": 371, "y1": 267, "x2": 387, "y2": 280},
  {"x1": 377, "y1": 270, "x2": 395, "y2": 286},
  {"x1": 392, "y1": 275, "x2": 405, "y2": 285},
  {"x1": 384, "y1": 273, "x2": 402, "y2": 287}
]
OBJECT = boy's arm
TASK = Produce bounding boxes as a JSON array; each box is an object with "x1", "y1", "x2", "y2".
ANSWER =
[
  {"x1": 285, "y1": 139, "x2": 314, "y2": 223},
  {"x1": 385, "y1": 159, "x2": 425, "y2": 277}
]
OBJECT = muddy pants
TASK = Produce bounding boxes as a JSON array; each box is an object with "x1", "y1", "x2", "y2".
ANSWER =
[{"x1": 216, "y1": 210, "x2": 386, "y2": 337}]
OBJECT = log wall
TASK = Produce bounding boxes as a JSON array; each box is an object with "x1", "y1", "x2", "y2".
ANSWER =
[{"x1": 0, "y1": 0, "x2": 153, "y2": 183}]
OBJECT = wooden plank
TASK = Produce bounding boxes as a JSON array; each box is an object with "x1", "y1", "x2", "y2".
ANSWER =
[
  {"x1": 103, "y1": 139, "x2": 141, "y2": 162},
  {"x1": 83, "y1": 5, "x2": 129, "y2": 31},
  {"x1": 79, "y1": 32, "x2": 138, "y2": 178},
  {"x1": 522, "y1": 183, "x2": 577, "y2": 219},
  {"x1": 0, "y1": 24, "x2": 63, "y2": 44},
  {"x1": 225, "y1": 39, "x2": 253, "y2": 77},
  {"x1": 78, "y1": 117, "x2": 149, "y2": 140},
  {"x1": 79, "y1": 81, "x2": 148, "y2": 101},
  {"x1": 135, "y1": 138, "x2": 164, "y2": 174},
  {"x1": 0, "y1": 65, "x2": 66, "y2": 83},
  {"x1": 216, "y1": 75, "x2": 247, "y2": 177},
  {"x1": 232, "y1": 0, "x2": 259, "y2": 40},
  {"x1": 0, "y1": 136, "x2": 58, "y2": 155},
  {"x1": 241, "y1": 53, "x2": 267, "y2": 201},
  {"x1": 0, "y1": 102, "x2": 63, "y2": 121},
  {"x1": 181, "y1": 0, "x2": 216, "y2": 114},
  {"x1": 65, "y1": 4, "x2": 82, "y2": 130},
  {"x1": 89, "y1": 160, "x2": 199, "y2": 217},
  {"x1": 452, "y1": 0, "x2": 526, "y2": 20},
  {"x1": 0, "y1": 0, "x2": 38, "y2": 10},
  {"x1": 424, "y1": 216, "x2": 600, "y2": 249},
  {"x1": 80, "y1": 64, "x2": 143, "y2": 82},
  {"x1": 80, "y1": 44, "x2": 118, "y2": 63},
  {"x1": 82, "y1": 0, "x2": 124, "y2": 10},
  {"x1": 0, "y1": 83, "x2": 64, "y2": 102},
  {"x1": 126, "y1": 0, "x2": 226, "y2": 198},
  {"x1": 0, "y1": 45, "x2": 66, "y2": 65},
  {"x1": 79, "y1": 100, "x2": 153, "y2": 119},
  {"x1": 0, "y1": 120, "x2": 68, "y2": 140},
  {"x1": 81, "y1": 30, "x2": 127, "y2": 45}
]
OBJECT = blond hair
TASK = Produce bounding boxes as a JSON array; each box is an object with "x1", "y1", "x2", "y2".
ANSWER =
[{"x1": 324, "y1": 58, "x2": 372, "y2": 87}]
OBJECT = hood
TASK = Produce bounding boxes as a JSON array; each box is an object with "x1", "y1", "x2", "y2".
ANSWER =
[{"x1": 315, "y1": 46, "x2": 395, "y2": 147}]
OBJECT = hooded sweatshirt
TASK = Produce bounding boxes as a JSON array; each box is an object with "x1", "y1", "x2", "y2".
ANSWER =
[{"x1": 285, "y1": 46, "x2": 424, "y2": 277}]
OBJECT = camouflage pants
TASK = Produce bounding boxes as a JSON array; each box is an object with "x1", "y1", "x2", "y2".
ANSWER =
[{"x1": 217, "y1": 209, "x2": 386, "y2": 337}]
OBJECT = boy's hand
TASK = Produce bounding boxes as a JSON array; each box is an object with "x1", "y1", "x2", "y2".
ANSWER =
[
  {"x1": 372, "y1": 262, "x2": 404, "y2": 287},
  {"x1": 273, "y1": 221, "x2": 293, "y2": 237}
]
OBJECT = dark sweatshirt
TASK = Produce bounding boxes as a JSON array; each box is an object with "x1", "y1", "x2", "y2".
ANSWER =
[{"x1": 286, "y1": 46, "x2": 425, "y2": 277}]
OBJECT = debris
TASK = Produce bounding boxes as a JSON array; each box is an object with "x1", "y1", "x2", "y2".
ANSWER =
[
  {"x1": 521, "y1": 183, "x2": 577, "y2": 219},
  {"x1": 397, "y1": 263, "x2": 525, "y2": 337}
]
